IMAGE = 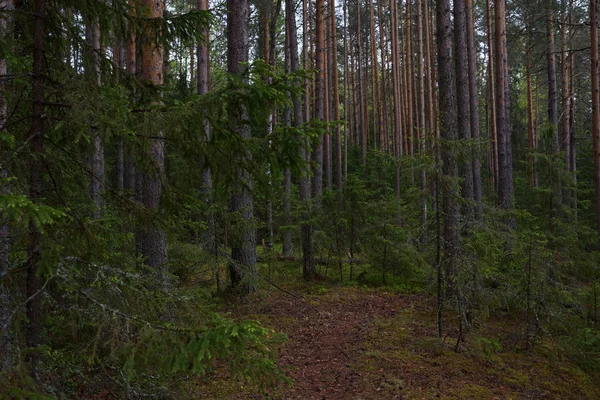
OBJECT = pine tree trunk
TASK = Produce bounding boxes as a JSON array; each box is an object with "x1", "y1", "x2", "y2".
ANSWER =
[
  {"x1": 548, "y1": 2, "x2": 559, "y2": 152},
  {"x1": 590, "y1": 0, "x2": 600, "y2": 238},
  {"x1": 125, "y1": 1, "x2": 137, "y2": 193},
  {"x1": 455, "y1": 0, "x2": 474, "y2": 217},
  {"x1": 0, "y1": 0, "x2": 13, "y2": 372},
  {"x1": 436, "y1": 0, "x2": 460, "y2": 339},
  {"x1": 390, "y1": 0, "x2": 403, "y2": 196},
  {"x1": 494, "y1": 0, "x2": 515, "y2": 215},
  {"x1": 406, "y1": 0, "x2": 414, "y2": 158},
  {"x1": 330, "y1": 0, "x2": 342, "y2": 200},
  {"x1": 378, "y1": 0, "x2": 389, "y2": 153},
  {"x1": 287, "y1": 0, "x2": 316, "y2": 278},
  {"x1": 526, "y1": 47, "x2": 536, "y2": 188},
  {"x1": 88, "y1": 19, "x2": 104, "y2": 218},
  {"x1": 324, "y1": 5, "x2": 332, "y2": 192},
  {"x1": 466, "y1": 0, "x2": 483, "y2": 219},
  {"x1": 27, "y1": 0, "x2": 46, "y2": 366},
  {"x1": 417, "y1": 0, "x2": 427, "y2": 235},
  {"x1": 560, "y1": 0, "x2": 571, "y2": 204},
  {"x1": 356, "y1": 0, "x2": 367, "y2": 165},
  {"x1": 343, "y1": 0, "x2": 349, "y2": 179},
  {"x1": 569, "y1": 2, "x2": 577, "y2": 216},
  {"x1": 227, "y1": 0, "x2": 257, "y2": 292},
  {"x1": 313, "y1": 0, "x2": 325, "y2": 203},
  {"x1": 137, "y1": 0, "x2": 169, "y2": 290},
  {"x1": 486, "y1": 0, "x2": 498, "y2": 192}
]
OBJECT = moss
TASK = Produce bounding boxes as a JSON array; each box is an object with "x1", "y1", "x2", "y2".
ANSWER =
[{"x1": 455, "y1": 383, "x2": 496, "y2": 398}]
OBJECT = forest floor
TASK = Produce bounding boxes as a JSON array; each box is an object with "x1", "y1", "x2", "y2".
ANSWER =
[{"x1": 188, "y1": 283, "x2": 600, "y2": 400}]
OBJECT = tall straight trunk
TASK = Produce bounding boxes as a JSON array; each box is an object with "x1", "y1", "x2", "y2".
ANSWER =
[
  {"x1": 453, "y1": 1, "x2": 473, "y2": 219},
  {"x1": 494, "y1": 0, "x2": 514, "y2": 215},
  {"x1": 227, "y1": 0, "x2": 257, "y2": 291},
  {"x1": 88, "y1": 18, "x2": 104, "y2": 218},
  {"x1": 369, "y1": 0, "x2": 382, "y2": 149},
  {"x1": 486, "y1": 0, "x2": 498, "y2": 192},
  {"x1": 548, "y1": 1, "x2": 559, "y2": 152},
  {"x1": 288, "y1": 0, "x2": 316, "y2": 278},
  {"x1": 569, "y1": 2, "x2": 577, "y2": 216},
  {"x1": 466, "y1": 0, "x2": 483, "y2": 218},
  {"x1": 324, "y1": 6, "x2": 332, "y2": 191},
  {"x1": 283, "y1": 0, "x2": 293, "y2": 256},
  {"x1": 350, "y1": 20, "x2": 358, "y2": 147},
  {"x1": 198, "y1": 0, "x2": 211, "y2": 194},
  {"x1": 391, "y1": 0, "x2": 403, "y2": 196},
  {"x1": 455, "y1": 0, "x2": 473, "y2": 216},
  {"x1": 560, "y1": 0, "x2": 571, "y2": 204},
  {"x1": 356, "y1": 0, "x2": 367, "y2": 165},
  {"x1": 406, "y1": 0, "x2": 414, "y2": 157},
  {"x1": 124, "y1": 1, "x2": 137, "y2": 193},
  {"x1": 198, "y1": 0, "x2": 215, "y2": 254},
  {"x1": 303, "y1": 0, "x2": 310, "y2": 123},
  {"x1": 0, "y1": 0, "x2": 13, "y2": 372},
  {"x1": 417, "y1": 0, "x2": 427, "y2": 234},
  {"x1": 330, "y1": 0, "x2": 342, "y2": 198},
  {"x1": 137, "y1": 0, "x2": 169, "y2": 290},
  {"x1": 313, "y1": 0, "x2": 326, "y2": 203},
  {"x1": 27, "y1": 0, "x2": 46, "y2": 364},
  {"x1": 526, "y1": 47, "x2": 536, "y2": 188},
  {"x1": 343, "y1": 0, "x2": 349, "y2": 179},
  {"x1": 378, "y1": 0, "x2": 389, "y2": 152},
  {"x1": 436, "y1": 0, "x2": 459, "y2": 339},
  {"x1": 114, "y1": 41, "x2": 125, "y2": 191},
  {"x1": 591, "y1": 0, "x2": 600, "y2": 237}
]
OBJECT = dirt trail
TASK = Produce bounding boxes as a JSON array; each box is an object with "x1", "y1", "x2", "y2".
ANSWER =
[{"x1": 246, "y1": 289, "x2": 418, "y2": 399}]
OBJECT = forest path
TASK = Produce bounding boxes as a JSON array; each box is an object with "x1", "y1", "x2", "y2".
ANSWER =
[
  {"x1": 251, "y1": 288, "x2": 418, "y2": 399},
  {"x1": 191, "y1": 286, "x2": 599, "y2": 399}
]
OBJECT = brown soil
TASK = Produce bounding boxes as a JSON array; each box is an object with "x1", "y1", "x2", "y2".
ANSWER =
[{"x1": 191, "y1": 287, "x2": 600, "y2": 400}]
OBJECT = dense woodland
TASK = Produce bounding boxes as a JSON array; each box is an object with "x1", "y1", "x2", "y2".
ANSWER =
[{"x1": 1, "y1": 0, "x2": 600, "y2": 398}]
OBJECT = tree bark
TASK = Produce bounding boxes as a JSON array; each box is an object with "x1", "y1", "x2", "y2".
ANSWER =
[
  {"x1": 27, "y1": 0, "x2": 46, "y2": 365},
  {"x1": 313, "y1": 0, "x2": 325, "y2": 203},
  {"x1": 228, "y1": 0, "x2": 257, "y2": 292},
  {"x1": 466, "y1": 0, "x2": 483, "y2": 219},
  {"x1": 560, "y1": 0, "x2": 571, "y2": 204},
  {"x1": 356, "y1": 0, "x2": 367, "y2": 165},
  {"x1": 548, "y1": 1, "x2": 559, "y2": 152},
  {"x1": 486, "y1": 0, "x2": 498, "y2": 192},
  {"x1": 330, "y1": 0, "x2": 342, "y2": 200},
  {"x1": 88, "y1": 18, "x2": 104, "y2": 218},
  {"x1": 137, "y1": 0, "x2": 169, "y2": 290},
  {"x1": 0, "y1": 0, "x2": 13, "y2": 372},
  {"x1": 417, "y1": 0, "x2": 427, "y2": 235},
  {"x1": 455, "y1": 0, "x2": 474, "y2": 217},
  {"x1": 436, "y1": 0, "x2": 459, "y2": 339},
  {"x1": 287, "y1": 0, "x2": 316, "y2": 278},
  {"x1": 494, "y1": 0, "x2": 515, "y2": 215},
  {"x1": 591, "y1": 0, "x2": 600, "y2": 237}
]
